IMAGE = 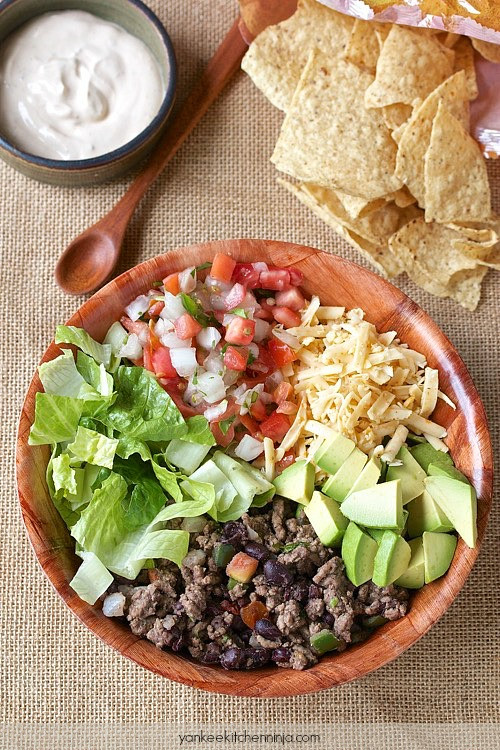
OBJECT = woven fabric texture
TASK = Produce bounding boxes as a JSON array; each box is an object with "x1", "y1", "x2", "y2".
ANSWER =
[{"x1": 0, "y1": 0, "x2": 498, "y2": 737}]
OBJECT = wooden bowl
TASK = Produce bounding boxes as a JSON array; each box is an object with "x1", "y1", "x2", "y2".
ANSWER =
[{"x1": 16, "y1": 239, "x2": 493, "y2": 697}]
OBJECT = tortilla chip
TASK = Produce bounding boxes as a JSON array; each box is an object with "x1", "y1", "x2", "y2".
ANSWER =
[
  {"x1": 388, "y1": 218, "x2": 488, "y2": 309},
  {"x1": 382, "y1": 103, "x2": 413, "y2": 130},
  {"x1": 344, "y1": 19, "x2": 380, "y2": 75},
  {"x1": 446, "y1": 221, "x2": 499, "y2": 244},
  {"x1": 241, "y1": 0, "x2": 354, "y2": 112},
  {"x1": 279, "y1": 179, "x2": 424, "y2": 277},
  {"x1": 424, "y1": 101, "x2": 491, "y2": 223},
  {"x1": 335, "y1": 191, "x2": 387, "y2": 219},
  {"x1": 453, "y1": 37, "x2": 479, "y2": 99},
  {"x1": 271, "y1": 51, "x2": 402, "y2": 200},
  {"x1": 395, "y1": 71, "x2": 470, "y2": 206},
  {"x1": 365, "y1": 25, "x2": 454, "y2": 109},
  {"x1": 391, "y1": 187, "x2": 416, "y2": 208},
  {"x1": 471, "y1": 38, "x2": 500, "y2": 63}
]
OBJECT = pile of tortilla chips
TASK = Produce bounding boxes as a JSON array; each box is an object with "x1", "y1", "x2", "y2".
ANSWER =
[{"x1": 241, "y1": 0, "x2": 500, "y2": 310}]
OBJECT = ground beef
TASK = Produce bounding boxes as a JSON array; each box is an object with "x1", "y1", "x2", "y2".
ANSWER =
[{"x1": 109, "y1": 501, "x2": 410, "y2": 671}]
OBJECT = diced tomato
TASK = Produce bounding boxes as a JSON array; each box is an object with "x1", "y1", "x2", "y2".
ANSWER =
[
  {"x1": 254, "y1": 307, "x2": 274, "y2": 321},
  {"x1": 259, "y1": 269, "x2": 290, "y2": 291},
  {"x1": 273, "y1": 382, "x2": 293, "y2": 404},
  {"x1": 267, "y1": 337, "x2": 297, "y2": 367},
  {"x1": 240, "y1": 601, "x2": 268, "y2": 628},
  {"x1": 151, "y1": 346, "x2": 177, "y2": 378},
  {"x1": 240, "y1": 413, "x2": 260, "y2": 435},
  {"x1": 224, "y1": 345, "x2": 248, "y2": 371},
  {"x1": 272, "y1": 306, "x2": 302, "y2": 328},
  {"x1": 224, "y1": 283, "x2": 247, "y2": 311},
  {"x1": 225, "y1": 317, "x2": 255, "y2": 345},
  {"x1": 163, "y1": 272, "x2": 180, "y2": 295},
  {"x1": 276, "y1": 400, "x2": 298, "y2": 415},
  {"x1": 147, "y1": 300, "x2": 165, "y2": 318},
  {"x1": 287, "y1": 267, "x2": 303, "y2": 286},
  {"x1": 275, "y1": 287, "x2": 305, "y2": 311},
  {"x1": 260, "y1": 411, "x2": 291, "y2": 442},
  {"x1": 211, "y1": 253, "x2": 236, "y2": 283},
  {"x1": 174, "y1": 313, "x2": 202, "y2": 339},
  {"x1": 249, "y1": 397, "x2": 267, "y2": 421},
  {"x1": 142, "y1": 341, "x2": 154, "y2": 373},
  {"x1": 232, "y1": 263, "x2": 261, "y2": 288},
  {"x1": 276, "y1": 451, "x2": 295, "y2": 474},
  {"x1": 210, "y1": 399, "x2": 240, "y2": 447}
]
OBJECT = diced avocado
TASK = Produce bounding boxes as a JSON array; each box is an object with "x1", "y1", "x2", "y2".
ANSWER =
[
  {"x1": 422, "y1": 531, "x2": 457, "y2": 583},
  {"x1": 395, "y1": 537, "x2": 425, "y2": 589},
  {"x1": 341, "y1": 521, "x2": 378, "y2": 586},
  {"x1": 410, "y1": 443, "x2": 453, "y2": 473},
  {"x1": 406, "y1": 433, "x2": 427, "y2": 446},
  {"x1": 314, "y1": 433, "x2": 355, "y2": 475},
  {"x1": 372, "y1": 531, "x2": 411, "y2": 587},
  {"x1": 226, "y1": 551, "x2": 259, "y2": 583},
  {"x1": 425, "y1": 476, "x2": 477, "y2": 548},
  {"x1": 213, "y1": 543, "x2": 236, "y2": 568},
  {"x1": 367, "y1": 510, "x2": 408, "y2": 543},
  {"x1": 386, "y1": 446, "x2": 427, "y2": 504},
  {"x1": 428, "y1": 462, "x2": 469, "y2": 484},
  {"x1": 322, "y1": 447, "x2": 368, "y2": 502},
  {"x1": 165, "y1": 439, "x2": 211, "y2": 475},
  {"x1": 304, "y1": 490, "x2": 349, "y2": 547},
  {"x1": 340, "y1": 480, "x2": 404, "y2": 529},
  {"x1": 361, "y1": 615, "x2": 387, "y2": 629},
  {"x1": 347, "y1": 457, "x2": 382, "y2": 496},
  {"x1": 310, "y1": 629, "x2": 340, "y2": 654},
  {"x1": 406, "y1": 489, "x2": 454, "y2": 537},
  {"x1": 272, "y1": 459, "x2": 314, "y2": 505}
]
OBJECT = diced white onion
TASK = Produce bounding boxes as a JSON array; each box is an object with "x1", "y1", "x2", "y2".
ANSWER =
[
  {"x1": 241, "y1": 291, "x2": 258, "y2": 310},
  {"x1": 252, "y1": 262, "x2": 268, "y2": 273},
  {"x1": 223, "y1": 369, "x2": 240, "y2": 386},
  {"x1": 119, "y1": 333, "x2": 143, "y2": 360},
  {"x1": 170, "y1": 348, "x2": 198, "y2": 377},
  {"x1": 196, "y1": 371, "x2": 226, "y2": 403},
  {"x1": 154, "y1": 318, "x2": 174, "y2": 337},
  {"x1": 178, "y1": 267, "x2": 196, "y2": 293},
  {"x1": 265, "y1": 370, "x2": 284, "y2": 390},
  {"x1": 235, "y1": 435, "x2": 264, "y2": 461},
  {"x1": 236, "y1": 383, "x2": 264, "y2": 415},
  {"x1": 222, "y1": 314, "x2": 238, "y2": 327},
  {"x1": 102, "y1": 592, "x2": 125, "y2": 617},
  {"x1": 254, "y1": 318, "x2": 271, "y2": 342},
  {"x1": 204, "y1": 351, "x2": 224, "y2": 374},
  {"x1": 160, "y1": 292, "x2": 185, "y2": 321},
  {"x1": 210, "y1": 293, "x2": 229, "y2": 310},
  {"x1": 272, "y1": 328, "x2": 300, "y2": 349},
  {"x1": 197, "y1": 326, "x2": 221, "y2": 349},
  {"x1": 161, "y1": 332, "x2": 192, "y2": 349},
  {"x1": 260, "y1": 391, "x2": 273, "y2": 404},
  {"x1": 204, "y1": 400, "x2": 228, "y2": 421},
  {"x1": 248, "y1": 342, "x2": 259, "y2": 359},
  {"x1": 205, "y1": 275, "x2": 233, "y2": 292},
  {"x1": 125, "y1": 294, "x2": 151, "y2": 322}
]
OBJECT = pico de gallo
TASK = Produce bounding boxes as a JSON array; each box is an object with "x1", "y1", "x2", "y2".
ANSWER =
[{"x1": 119, "y1": 254, "x2": 307, "y2": 461}]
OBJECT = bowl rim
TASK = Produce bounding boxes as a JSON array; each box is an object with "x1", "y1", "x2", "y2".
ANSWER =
[
  {"x1": 0, "y1": 0, "x2": 177, "y2": 169},
  {"x1": 16, "y1": 239, "x2": 494, "y2": 697}
]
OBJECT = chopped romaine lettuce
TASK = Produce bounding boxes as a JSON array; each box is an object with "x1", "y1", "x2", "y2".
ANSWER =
[
  {"x1": 29, "y1": 393, "x2": 84, "y2": 445},
  {"x1": 51, "y1": 452, "x2": 78, "y2": 496},
  {"x1": 151, "y1": 457, "x2": 184, "y2": 503},
  {"x1": 38, "y1": 349, "x2": 94, "y2": 399},
  {"x1": 183, "y1": 416, "x2": 216, "y2": 446},
  {"x1": 55, "y1": 325, "x2": 112, "y2": 368},
  {"x1": 130, "y1": 529, "x2": 189, "y2": 568},
  {"x1": 68, "y1": 426, "x2": 118, "y2": 469},
  {"x1": 69, "y1": 551, "x2": 113, "y2": 605},
  {"x1": 116, "y1": 436, "x2": 152, "y2": 462}
]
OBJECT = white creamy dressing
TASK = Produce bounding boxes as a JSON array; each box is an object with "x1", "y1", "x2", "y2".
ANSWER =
[{"x1": 0, "y1": 10, "x2": 166, "y2": 160}]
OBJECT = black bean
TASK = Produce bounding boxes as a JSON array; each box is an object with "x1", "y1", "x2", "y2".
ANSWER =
[
  {"x1": 220, "y1": 522, "x2": 248, "y2": 550},
  {"x1": 220, "y1": 647, "x2": 245, "y2": 670},
  {"x1": 244, "y1": 541, "x2": 272, "y2": 562},
  {"x1": 202, "y1": 642, "x2": 222, "y2": 664},
  {"x1": 254, "y1": 618, "x2": 282, "y2": 641},
  {"x1": 244, "y1": 647, "x2": 271, "y2": 668},
  {"x1": 323, "y1": 612, "x2": 335, "y2": 627},
  {"x1": 238, "y1": 630, "x2": 251, "y2": 644},
  {"x1": 263, "y1": 559, "x2": 293, "y2": 587},
  {"x1": 271, "y1": 647, "x2": 291, "y2": 664},
  {"x1": 309, "y1": 584, "x2": 322, "y2": 600},
  {"x1": 284, "y1": 580, "x2": 308, "y2": 602},
  {"x1": 171, "y1": 632, "x2": 186, "y2": 652},
  {"x1": 231, "y1": 615, "x2": 247, "y2": 633}
]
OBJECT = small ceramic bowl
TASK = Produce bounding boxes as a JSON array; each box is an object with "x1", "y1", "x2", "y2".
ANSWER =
[
  {"x1": 0, "y1": 0, "x2": 176, "y2": 186},
  {"x1": 16, "y1": 240, "x2": 493, "y2": 697}
]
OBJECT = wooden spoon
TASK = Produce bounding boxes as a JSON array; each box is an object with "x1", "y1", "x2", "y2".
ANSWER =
[{"x1": 55, "y1": 2, "x2": 298, "y2": 295}]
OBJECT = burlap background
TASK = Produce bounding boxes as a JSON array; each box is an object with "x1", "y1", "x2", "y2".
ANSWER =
[{"x1": 1, "y1": 0, "x2": 498, "y2": 744}]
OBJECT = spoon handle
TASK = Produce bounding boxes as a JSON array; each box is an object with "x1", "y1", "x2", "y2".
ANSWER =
[{"x1": 109, "y1": 16, "x2": 249, "y2": 228}]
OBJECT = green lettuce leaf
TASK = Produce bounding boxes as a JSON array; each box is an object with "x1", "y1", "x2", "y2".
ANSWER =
[
  {"x1": 71, "y1": 472, "x2": 129, "y2": 560},
  {"x1": 181, "y1": 478, "x2": 216, "y2": 512},
  {"x1": 112, "y1": 455, "x2": 167, "y2": 531},
  {"x1": 55, "y1": 325, "x2": 112, "y2": 368},
  {"x1": 69, "y1": 551, "x2": 113, "y2": 605},
  {"x1": 29, "y1": 393, "x2": 84, "y2": 445},
  {"x1": 68, "y1": 426, "x2": 118, "y2": 469},
  {"x1": 104, "y1": 366, "x2": 186, "y2": 442},
  {"x1": 51, "y1": 452, "x2": 78, "y2": 496},
  {"x1": 116, "y1": 436, "x2": 152, "y2": 462},
  {"x1": 151, "y1": 457, "x2": 183, "y2": 502},
  {"x1": 38, "y1": 349, "x2": 96, "y2": 399},
  {"x1": 103, "y1": 321, "x2": 128, "y2": 372},
  {"x1": 76, "y1": 351, "x2": 114, "y2": 397},
  {"x1": 130, "y1": 529, "x2": 189, "y2": 567},
  {"x1": 184, "y1": 459, "x2": 237, "y2": 520},
  {"x1": 183, "y1": 416, "x2": 216, "y2": 446}
]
